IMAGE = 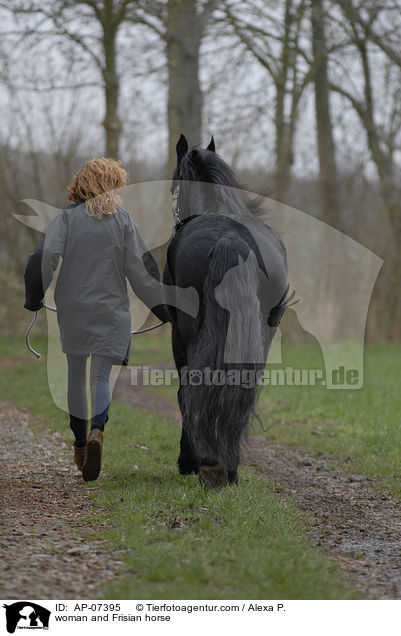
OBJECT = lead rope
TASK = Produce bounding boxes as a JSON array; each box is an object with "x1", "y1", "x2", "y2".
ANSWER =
[
  {"x1": 25, "y1": 306, "x2": 166, "y2": 358},
  {"x1": 25, "y1": 311, "x2": 40, "y2": 358},
  {"x1": 25, "y1": 304, "x2": 57, "y2": 358}
]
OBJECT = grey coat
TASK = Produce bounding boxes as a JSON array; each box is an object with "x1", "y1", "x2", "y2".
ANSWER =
[{"x1": 24, "y1": 202, "x2": 173, "y2": 364}]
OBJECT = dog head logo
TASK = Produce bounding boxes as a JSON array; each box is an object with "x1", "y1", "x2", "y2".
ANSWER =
[{"x1": 3, "y1": 602, "x2": 50, "y2": 633}]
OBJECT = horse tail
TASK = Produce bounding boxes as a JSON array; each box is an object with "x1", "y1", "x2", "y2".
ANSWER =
[{"x1": 182, "y1": 233, "x2": 266, "y2": 476}]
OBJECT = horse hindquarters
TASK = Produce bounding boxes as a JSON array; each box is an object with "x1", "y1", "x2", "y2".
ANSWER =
[{"x1": 182, "y1": 234, "x2": 267, "y2": 486}]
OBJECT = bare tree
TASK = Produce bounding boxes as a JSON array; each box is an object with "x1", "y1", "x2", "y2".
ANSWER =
[
  {"x1": 311, "y1": 0, "x2": 340, "y2": 227},
  {"x1": 132, "y1": 0, "x2": 216, "y2": 174},
  {"x1": 330, "y1": 1, "x2": 398, "y2": 218},
  {"x1": 166, "y1": 0, "x2": 202, "y2": 172},
  {"x1": 328, "y1": 0, "x2": 401, "y2": 338},
  {"x1": 223, "y1": 0, "x2": 314, "y2": 200},
  {"x1": 6, "y1": 0, "x2": 145, "y2": 158}
]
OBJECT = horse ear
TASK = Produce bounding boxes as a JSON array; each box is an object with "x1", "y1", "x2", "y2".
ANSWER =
[
  {"x1": 207, "y1": 135, "x2": 215, "y2": 152},
  {"x1": 176, "y1": 134, "x2": 188, "y2": 164}
]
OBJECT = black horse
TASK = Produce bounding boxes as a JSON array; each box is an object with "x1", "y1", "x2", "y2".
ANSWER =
[{"x1": 163, "y1": 134, "x2": 288, "y2": 488}]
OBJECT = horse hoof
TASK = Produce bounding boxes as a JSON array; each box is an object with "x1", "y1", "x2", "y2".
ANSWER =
[
  {"x1": 199, "y1": 464, "x2": 228, "y2": 490},
  {"x1": 228, "y1": 473, "x2": 238, "y2": 485},
  {"x1": 178, "y1": 456, "x2": 199, "y2": 475}
]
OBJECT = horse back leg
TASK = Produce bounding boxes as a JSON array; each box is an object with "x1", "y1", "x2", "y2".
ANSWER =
[
  {"x1": 178, "y1": 423, "x2": 200, "y2": 475},
  {"x1": 172, "y1": 325, "x2": 200, "y2": 475}
]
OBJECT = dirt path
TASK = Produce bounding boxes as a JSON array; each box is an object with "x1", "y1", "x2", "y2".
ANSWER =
[
  {"x1": 0, "y1": 402, "x2": 126, "y2": 599},
  {"x1": 114, "y1": 367, "x2": 401, "y2": 599},
  {"x1": 243, "y1": 439, "x2": 401, "y2": 599},
  {"x1": 2, "y1": 365, "x2": 400, "y2": 600}
]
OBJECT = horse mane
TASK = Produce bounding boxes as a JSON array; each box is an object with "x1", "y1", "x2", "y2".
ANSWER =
[{"x1": 179, "y1": 147, "x2": 264, "y2": 218}]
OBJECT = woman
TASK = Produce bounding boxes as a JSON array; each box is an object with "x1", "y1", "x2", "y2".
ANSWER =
[{"x1": 24, "y1": 158, "x2": 169, "y2": 481}]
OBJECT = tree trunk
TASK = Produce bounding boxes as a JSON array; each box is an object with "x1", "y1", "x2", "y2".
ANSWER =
[
  {"x1": 274, "y1": 0, "x2": 293, "y2": 200},
  {"x1": 102, "y1": 0, "x2": 121, "y2": 158},
  {"x1": 166, "y1": 0, "x2": 202, "y2": 176},
  {"x1": 274, "y1": 88, "x2": 293, "y2": 200},
  {"x1": 311, "y1": 0, "x2": 340, "y2": 227},
  {"x1": 350, "y1": 33, "x2": 401, "y2": 340}
]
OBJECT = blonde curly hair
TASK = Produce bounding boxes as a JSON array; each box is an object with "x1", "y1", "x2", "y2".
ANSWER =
[{"x1": 67, "y1": 157, "x2": 128, "y2": 219}]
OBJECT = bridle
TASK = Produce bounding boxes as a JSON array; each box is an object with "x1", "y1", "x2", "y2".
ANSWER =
[
  {"x1": 171, "y1": 176, "x2": 199, "y2": 232},
  {"x1": 171, "y1": 182, "x2": 183, "y2": 230}
]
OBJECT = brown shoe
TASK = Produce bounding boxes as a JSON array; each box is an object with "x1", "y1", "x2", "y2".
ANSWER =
[
  {"x1": 73, "y1": 443, "x2": 87, "y2": 471},
  {"x1": 82, "y1": 428, "x2": 103, "y2": 482}
]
